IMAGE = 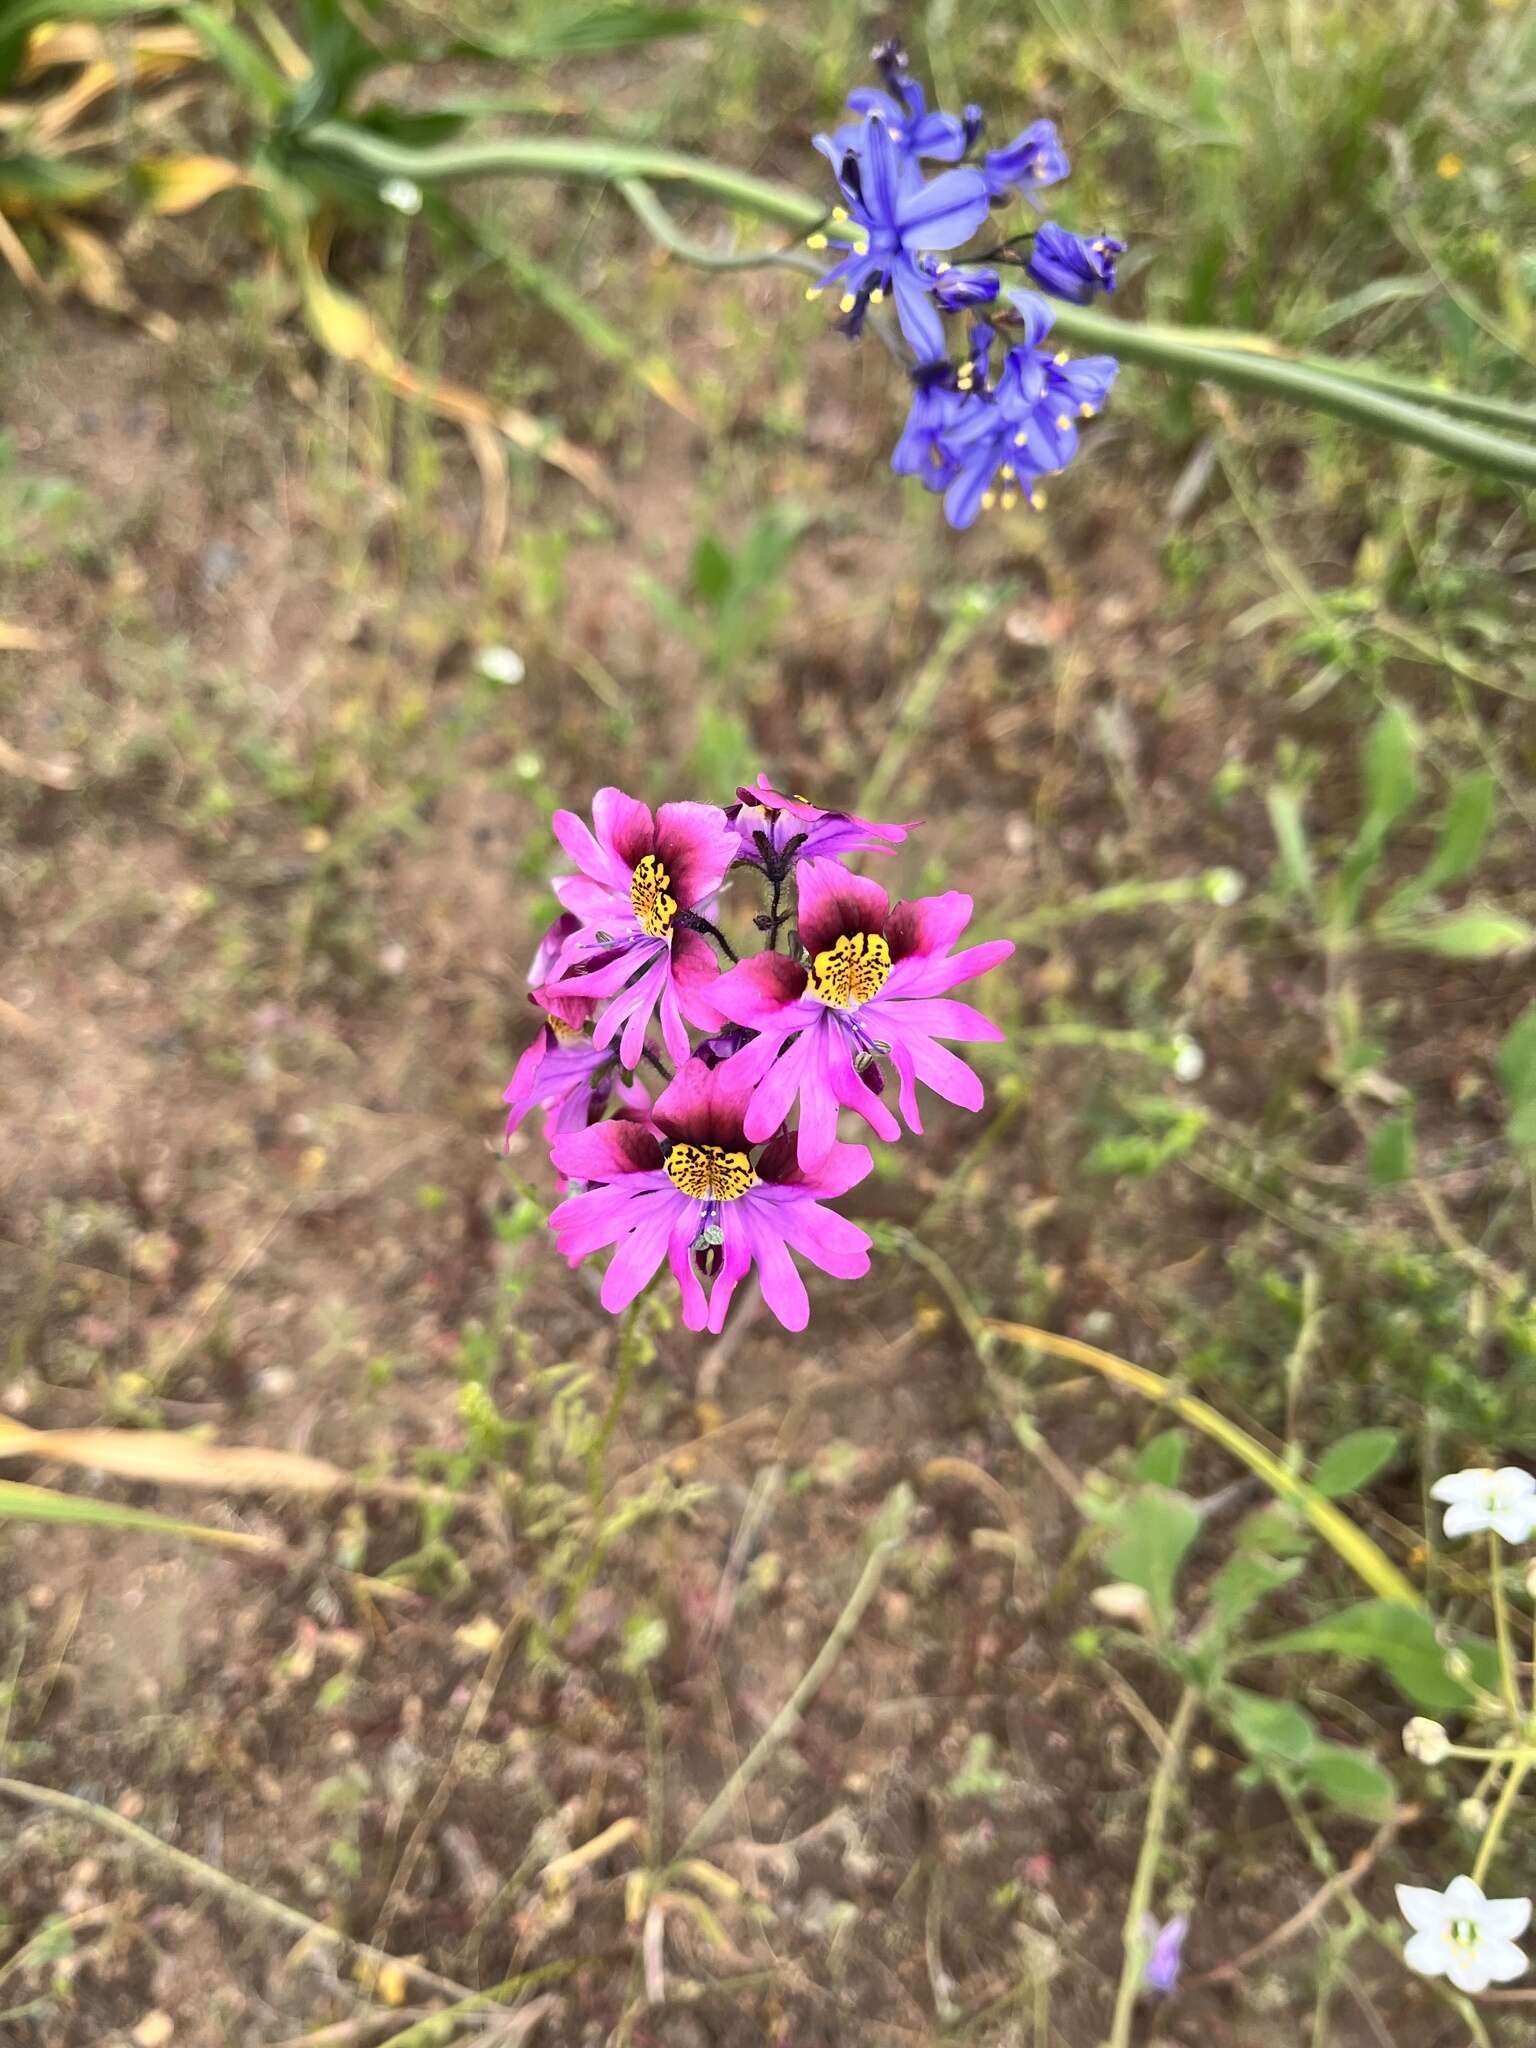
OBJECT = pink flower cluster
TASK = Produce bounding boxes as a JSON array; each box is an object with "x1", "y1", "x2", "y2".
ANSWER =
[{"x1": 503, "y1": 777, "x2": 1014, "y2": 1334}]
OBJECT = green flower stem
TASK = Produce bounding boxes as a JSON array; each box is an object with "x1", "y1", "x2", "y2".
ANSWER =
[
  {"x1": 1107, "y1": 1686, "x2": 1198, "y2": 2048},
  {"x1": 1490, "y1": 1534, "x2": 1522, "y2": 1721},
  {"x1": 1472, "y1": 1753, "x2": 1533, "y2": 1888},
  {"x1": 303, "y1": 121, "x2": 1536, "y2": 488}
]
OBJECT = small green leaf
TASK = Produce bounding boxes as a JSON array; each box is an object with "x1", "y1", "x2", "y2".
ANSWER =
[
  {"x1": 1378, "y1": 908, "x2": 1535, "y2": 959},
  {"x1": 1266, "y1": 786, "x2": 1316, "y2": 902},
  {"x1": 1132, "y1": 1430, "x2": 1188, "y2": 1489},
  {"x1": 1382, "y1": 771, "x2": 1495, "y2": 917},
  {"x1": 1103, "y1": 1486, "x2": 1200, "y2": 1633},
  {"x1": 1207, "y1": 1547, "x2": 1305, "y2": 1638},
  {"x1": 1358, "y1": 701, "x2": 1421, "y2": 849},
  {"x1": 1225, "y1": 1686, "x2": 1318, "y2": 1764},
  {"x1": 1301, "y1": 1742, "x2": 1396, "y2": 1821},
  {"x1": 1245, "y1": 1600, "x2": 1492, "y2": 1713},
  {"x1": 689, "y1": 534, "x2": 735, "y2": 609},
  {"x1": 1367, "y1": 1111, "x2": 1415, "y2": 1187},
  {"x1": 1312, "y1": 1428, "x2": 1400, "y2": 1499},
  {"x1": 1498, "y1": 1006, "x2": 1536, "y2": 1115}
]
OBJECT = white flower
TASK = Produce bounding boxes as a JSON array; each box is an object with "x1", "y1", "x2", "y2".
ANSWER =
[
  {"x1": 1396, "y1": 1875, "x2": 1531, "y2": 1994},
  {"x1": 1430, "y1": 1467, "x2": 1536, "y2": 1543},
  {"x1": 1403, "y1": 1717, "x2": 1451, "y2": 1765},
  {"x1": 380, "y1": 176, "x2": 423, "y2": 216}
]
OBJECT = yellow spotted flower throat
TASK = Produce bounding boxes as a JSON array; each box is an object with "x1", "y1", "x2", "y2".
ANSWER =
[
  {"x1": 665, "y1": 1142, "x2": 755, "y2": 1203},
  {"x1": 629, "y1": 853, "x2": 678, "y2": 938},
  {"x1": 807, "y1": 930, "x2": 891, "y2": 1008}
]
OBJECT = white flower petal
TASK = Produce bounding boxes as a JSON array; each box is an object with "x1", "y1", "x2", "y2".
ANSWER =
[
  {"x1": 1483, "y1": 1935, "x2": 1530, "y2": 1984},
  {"x1": 1441, "y1": 1501, "x2": 1492, "y2": 1539},
  {"x1": 1403, "y1": 1927, "x2": 1454, "y2": 1977},
  {"x1": 1397, "y1": 1885, "x2": 1455, "y2": 1935},
  {"x1": 1480, "y1": 1897, "x2": 1533, "y2": 1941},
  {"x1": 1494, "y1": 1468, "x2": 1536, "y2": 1498},
  {"x1": 1443, "y1": 1876, "x2": 1490, "y2": 1914},
  {"x1": 1445, "y1": 1950, "x2": 1495, "y2": 1996},
  {"x1": 1431, "y1": 1470, "x2": 1489, "y2": 1504}
]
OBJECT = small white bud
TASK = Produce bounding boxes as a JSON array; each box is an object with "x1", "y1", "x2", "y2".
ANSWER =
[
  {"x1": 1458, "y1": 1797, "x2": 1490, "y2": 1832},
  {"x1": 1403, "y1": 1717, "x2": 1451, "y2": 1765},
  {"x1": 1207, "y1": 867, "x2": 1244, "y2": 908},
  {"x1": 1172, "y1": 1036, "x2": 1206, "y2": 1084},
  {"x1": 380, "y1": 177, "x2": 423, "y2": 216},
  {"x1": 476, "y1": 645, "x2": 526, "y2": 687}
]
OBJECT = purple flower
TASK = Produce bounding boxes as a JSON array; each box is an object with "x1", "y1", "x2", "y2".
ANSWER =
[
  {"x1": 539, "y1": 788, "x2": 736, "y2": 1071},
  {"x1": 980, "y1": 120, "x2": 1071, "y2": 200},
  {"x1": 938, "y1": 294, "x2": 1119, "y2": 529},
  {"x1": 1026, "y1": 220, "x2": 1126, "y2": 303},
  {"x1": 809, "y1": 114, "x2": 991, "y2": 358},
  {"x1": 1139, "y1": 1913, "x2": 1188, "y2": 1995},
  {"x1": 727, "y1": 775, "x2": 913, "y2": 874},
  {"x1": 503, "y1": 914, "x2": 649, "y2": 1154},
  {"x1": 549, "y1": 1058, "x2": 874, "y2": 1333},
  {"x1": 710, "y1": 857, "x2": 1015, "y2": 1166},
  {"x1": 830, "y1": 39, "x2": 968, "y2": 164}
]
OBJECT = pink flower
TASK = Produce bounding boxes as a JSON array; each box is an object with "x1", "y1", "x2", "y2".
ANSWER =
[
  {"x1": 540, "y1": 789, "x2": 739, "y2": 1070},
  {"x1": 727, "y1": 775, "x2": 915, "y2": 871},
  {"x1": 710, "y1": 856, "x2": 1014, "y2": 1164},
  {"x1": 504, "y1": 914, "x2": 649, "y2": 1146},
  {"x1": 549, "y1": 1058, "x2": 873, "y2": 1333}
]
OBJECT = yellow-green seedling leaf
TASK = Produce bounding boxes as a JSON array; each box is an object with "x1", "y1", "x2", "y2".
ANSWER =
[
  {"x1": 1367, "y1": 1111, "x2": 1415, "y2": 1188},
  {"x1": 1379, "y1": 908, "x2": 1534, "y2": 959},
  {"x1": 1244, "y1": 1600, "x2": 1497, "y2": 1714}
]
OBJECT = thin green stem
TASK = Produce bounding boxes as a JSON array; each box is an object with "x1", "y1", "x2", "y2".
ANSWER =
[
  {"x1": 1107, "y1": 1686, "x2": 1198, "y2": 2048},
  {"x1": 303, "y1": 123, "x2": 1536, "y2": 488},
  {"x1": 1472, "y1": 1753, "x2": 1533, "y2": 1888},
  {"x1": 1490, "y1": 1534, "x2": 1522, "y2": 1721}
]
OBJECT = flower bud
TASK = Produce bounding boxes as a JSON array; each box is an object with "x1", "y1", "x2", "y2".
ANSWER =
[
  {"x1": 1458, "y1": 1797, "x2": 1490, "y2": 1832},
  {"x1": 1403, "y1": 1717, "x2": 1451, "y2": 1765},
  {"x1": 1443, "y1": 1648, "x2": 1473, "y2": 1683}
]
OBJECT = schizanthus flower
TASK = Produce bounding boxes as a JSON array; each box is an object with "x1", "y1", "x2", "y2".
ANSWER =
[
  {"x1": 726, "y1": 776, "x2": 913, "y2": 875},
  {"x1": 550, "y1": 1058, "x2": 873, "y2": 1333},
  {"x1": 710, "y1": 856, "x2": 1015, "y2": 1165},
  {"x1": 808, "y1": 43, "x2": 1124, "y2": 529},
  {"x1": 516, "y1": 777, "x2": 1013, "y2": 1333},
  {"x1": 539, "y1": 789, "x2": 736, "y2": 1070},
  {"x1": 1396, "y1": 1876, "x2": 1531, "y2": 1994},
  {"x1": 1430, "y1": 1467, "x2": 1536, "y2": 1544}
]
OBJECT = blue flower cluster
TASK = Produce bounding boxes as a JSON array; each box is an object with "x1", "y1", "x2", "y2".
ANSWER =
[{"x1": 807, "y1": 43, "x2": 1124, "y2": 530}]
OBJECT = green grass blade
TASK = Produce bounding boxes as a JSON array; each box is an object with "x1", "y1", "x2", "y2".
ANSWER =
[{"x1": 0, "y1": 1477, "x2": 268, "y2": 1549}]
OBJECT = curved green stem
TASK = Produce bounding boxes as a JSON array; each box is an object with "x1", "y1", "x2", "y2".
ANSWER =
[
  {"x1": 1472, "y1": 1753, "x2": 1533, "y2": 1888},
  {"x1": 303, "y1": 120, "x2": 1536, "y2": 488},
  {"x1": 1108, "y1": 1686, "x2": 1198, "y2": 2048}
]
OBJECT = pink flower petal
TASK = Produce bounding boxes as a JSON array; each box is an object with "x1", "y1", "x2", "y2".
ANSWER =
[
  {"x1": 711, "y1": 951, "x2": 812, "y2": 1028},
  {"x1": 655, "y1": 1054, "x2": 756, "y2": 1146},
  {"x1": 885, "y1": 890, "x2": 974, "y2": 962},
  {"x1": 869, "y1": 995, "x2": 1005, "y2": 1043},
  {"x1": 883, "y1": 936, "x2": 1015, "y2": 999},
  {"x1": 742, "y1": 1205, "x2": 810, "y2": 1331},
  {"x1": 550, "y1": 1118, "x2": 665, "y2": 1183},
  {"x1": 599, "y1": 1196, "x2": 678, "y2": 1312},
  {"x1": 553, "y1": 805, "x2": 633, "y2": 892},
  {"x1": 667, "y1": 1209, "x2": 710, "y2": 1330},
  {"x1": 592, "y1": 786, "x2": 655, "y2": 869},
  {"x1": 794, "y1": 856, "x2": 891, "y2": 957},
  {"x1": 653, "y1": 801, "x2": 739, "y2": 909}
]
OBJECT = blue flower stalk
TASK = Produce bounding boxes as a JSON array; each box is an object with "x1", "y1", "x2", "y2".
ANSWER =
[{"x1": 806, "y1": 41, "x2": 1125, "y2": 530}]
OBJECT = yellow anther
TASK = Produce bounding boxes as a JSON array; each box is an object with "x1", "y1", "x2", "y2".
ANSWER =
[
  {"x1": 831, "y1": 206, "x2": 848, "y2": 222},
  {"x1": 1079, "y1": 403, "x2": 1096, "y2": 418},
  {"x1": 934, "y1": 260, "x2": 951, "y2": 274},
  {"x1": 839, "y1": 292, "x2": 857, "y2": 313},
  {"x1": 1014, "y1": 429, "x2": 1028, "y2": 446},
  {"x1": 805, "y1": 285, "x2": 822, "y2": 301},
  {"x1": 1056, "y1": 413, "x2": 1072, "y2": 431},
  {"x1": 806, "y1": 233, "x2": 829, "y2": 250},
  {"x1": 1000, "y1": 464, "x2": 1015, "y2": 481},
  {"x1": 1001, "y1": 492, "x2": 1018, "y2": 510},
  {"x1": 852, "y1": 242, "x2": 870, "y2": 257},
  {"x1": 1054, "y1": 349, "x2": 1070, "y2": 365},
  {"x1": 868, "y1": 287, "x2": 885, "y2": 304},
  {"x1": 1030, "y1": 488, "x2": 1047, "y2": 510},
  {"x1": 981, "y1": 491, "x2": 996, "y2": 511}
]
